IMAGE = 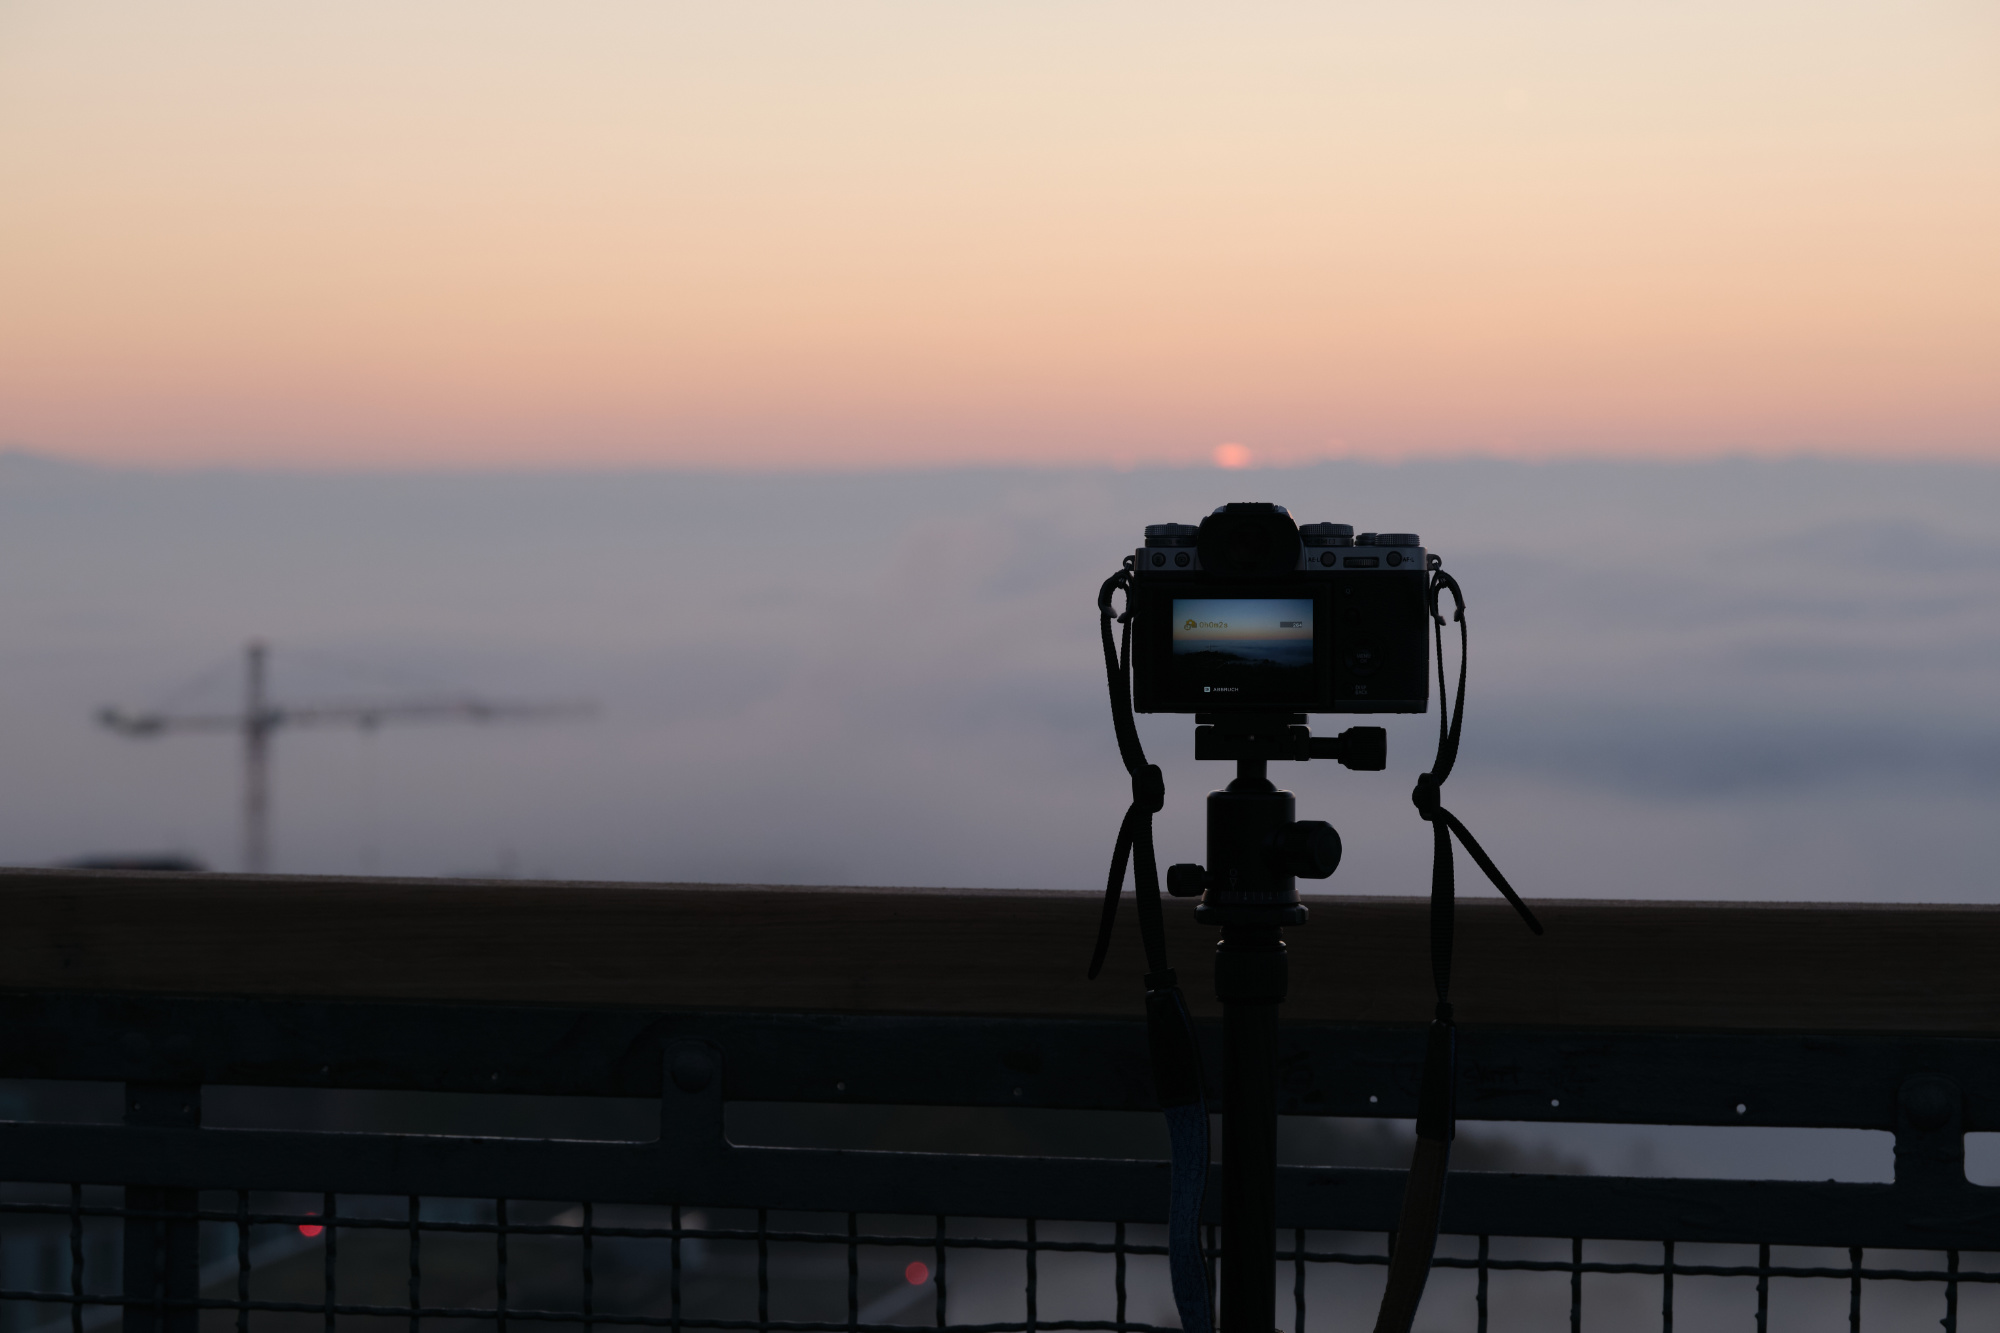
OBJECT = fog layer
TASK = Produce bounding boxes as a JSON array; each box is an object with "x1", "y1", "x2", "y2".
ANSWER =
[{"x1": 1, "y1": 455, "x2": 1993, "y2": 901}]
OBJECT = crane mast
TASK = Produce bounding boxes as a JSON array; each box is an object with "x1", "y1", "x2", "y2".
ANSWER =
[{"x1": 245, "y1": 641, "x2": 274, "y2": 874}]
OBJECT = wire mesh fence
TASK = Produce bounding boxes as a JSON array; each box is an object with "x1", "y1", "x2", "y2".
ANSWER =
[{"x1": 4, "y1": 1188, "x2": 1996, "y2": 1333}]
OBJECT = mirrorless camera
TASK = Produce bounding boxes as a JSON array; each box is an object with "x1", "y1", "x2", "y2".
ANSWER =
[{"x1": 1129, "y1": 501, "x2": 1430, "y2": 714}]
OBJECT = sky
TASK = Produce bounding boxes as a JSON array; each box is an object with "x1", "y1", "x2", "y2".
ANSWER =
[
  {"x1": 3, "y1": 1, "x2": 1997, "y2": 470},
  {"x1": 0, "y1": 5, "x2": 1994, "y2": 898}
]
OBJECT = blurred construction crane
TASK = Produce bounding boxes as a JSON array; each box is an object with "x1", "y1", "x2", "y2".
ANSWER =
[{"x1": 98, "y1": 641, "x2": 591, "y2": 874}]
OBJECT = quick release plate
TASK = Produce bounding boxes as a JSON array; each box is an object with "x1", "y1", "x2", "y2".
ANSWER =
[{"x1": 1192, "y1": 712, "x2": 1387, "y2": 769}]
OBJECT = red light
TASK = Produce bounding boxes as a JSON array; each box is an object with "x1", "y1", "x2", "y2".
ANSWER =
[
  {"x1": 904, "y1": 1261, "x2": 928, "y2": 1285},
  {"x1": 299, "y1": 1215, "x2": 324, "y2": 1238}
]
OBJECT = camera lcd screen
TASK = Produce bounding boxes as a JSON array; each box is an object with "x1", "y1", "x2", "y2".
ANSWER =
[{"x1": 1170, "y1": 597, "x2": 1315, "y2": 703}]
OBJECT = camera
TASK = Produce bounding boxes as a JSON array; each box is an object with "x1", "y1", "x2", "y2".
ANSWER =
[{"x1": 1128, "y1": 501, "x2": 1430, "y2": 714}]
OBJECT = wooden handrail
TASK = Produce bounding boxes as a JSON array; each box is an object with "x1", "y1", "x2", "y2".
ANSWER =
[{"x1": 2, "y1": 868, "x2": 1995, "y2": 1034}]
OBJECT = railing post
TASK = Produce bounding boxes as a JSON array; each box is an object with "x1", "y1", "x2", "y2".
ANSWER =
[{"x1": 120, "y1": 1083, "x2": 201, "y2": 1333}]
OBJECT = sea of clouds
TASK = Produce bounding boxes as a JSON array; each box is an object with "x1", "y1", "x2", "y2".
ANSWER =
[{"x1": 0, "y1": 451, "x2": 1994, "y2": 903}]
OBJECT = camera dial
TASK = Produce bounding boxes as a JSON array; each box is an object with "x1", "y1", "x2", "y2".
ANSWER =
[{"x1": 1298, "y1": 523, "x2": 1353, "y2": 548}]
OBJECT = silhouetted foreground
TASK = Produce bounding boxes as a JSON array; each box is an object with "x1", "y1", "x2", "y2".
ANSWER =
[{"x1": 1, "y1": 869, "x2": 1997, "y2": 1331}]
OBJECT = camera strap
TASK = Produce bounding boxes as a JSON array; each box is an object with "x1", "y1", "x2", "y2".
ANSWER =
[
  {"x1": 1372, "y1": 561, "x2": 1543, "y2": 1333},
  {"x1": 1089, "y1": 564, "x2": 1214, "y2": 1333}
]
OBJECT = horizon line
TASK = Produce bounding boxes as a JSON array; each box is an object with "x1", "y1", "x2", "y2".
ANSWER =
[{"x1": 5, "y1": 444, "x2": 1999, "y2": 480}]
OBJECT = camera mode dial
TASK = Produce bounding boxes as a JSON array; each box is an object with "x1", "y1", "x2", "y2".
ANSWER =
[{"x1": 1298, "y1": 523, "x2": 1354, "y2": 548}]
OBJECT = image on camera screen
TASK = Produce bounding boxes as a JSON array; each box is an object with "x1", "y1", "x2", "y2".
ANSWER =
[{"x1": 1170, "y1": 598, "x2": 1315, "y2": 702}]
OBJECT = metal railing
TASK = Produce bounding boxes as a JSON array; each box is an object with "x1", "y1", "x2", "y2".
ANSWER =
[{"x1": 2, "y1": 870, "x2": 1998, "y2": 1332}]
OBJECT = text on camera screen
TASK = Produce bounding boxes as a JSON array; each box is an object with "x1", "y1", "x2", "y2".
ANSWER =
[{"x1": 1170, "y1": 598, "x2": 1314, "y2": 702}]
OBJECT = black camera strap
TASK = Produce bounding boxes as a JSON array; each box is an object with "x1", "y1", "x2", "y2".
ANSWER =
[
  {"x1": 1089, "y1": 564, "x2": 1214, "y2": 1333},
  {"x1": 1372, "y1": 560, "x2": 1543, "y2": 1333}
]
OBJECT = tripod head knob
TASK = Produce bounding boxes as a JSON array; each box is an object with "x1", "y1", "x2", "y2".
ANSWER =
[
  {"x1": 1276, "y1": 820, "x2": 1342, "y2": 879},
  {"x1": 1305, "y1": 726, "x2": 1387, "y2": 771},
  {"x1": 1166, "y1": 863, "x2": 1208, "y2": 898}
]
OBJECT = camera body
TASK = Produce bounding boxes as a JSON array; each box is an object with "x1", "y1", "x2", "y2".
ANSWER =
[{"x1": 1130, "y1": 502, "x2": 1430, "y2": 715}]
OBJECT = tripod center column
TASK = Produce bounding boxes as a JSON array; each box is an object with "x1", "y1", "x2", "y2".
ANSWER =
[
  {"x1": 1198, "y1": 760, "x2": 1307, "y2": 1333},
  {"x1": 1215, "y1": 925, "x2": 1287, "y2": 1333}
]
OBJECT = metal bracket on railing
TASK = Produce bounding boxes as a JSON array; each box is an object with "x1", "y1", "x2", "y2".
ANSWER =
[
  {"x1": 1893, "y1": 1074, "x2": 1964, "y2": 1192},
  {"x1": 661, "y1": 1039, "x2": 727, "y2": 1164}
]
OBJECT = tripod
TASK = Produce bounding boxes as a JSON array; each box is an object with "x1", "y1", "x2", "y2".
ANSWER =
[
  {"x1": 1168, "y1": 712, "x2": 1384, "y2": 1332},
  {"x1": 1095, "y1": 548, "x2": 1542, "y2": 1333}
]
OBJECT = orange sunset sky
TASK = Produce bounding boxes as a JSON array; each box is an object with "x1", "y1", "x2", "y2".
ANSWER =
[{"x1": 2, "y1": 1, "x2": 1996, "y2": 470}]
